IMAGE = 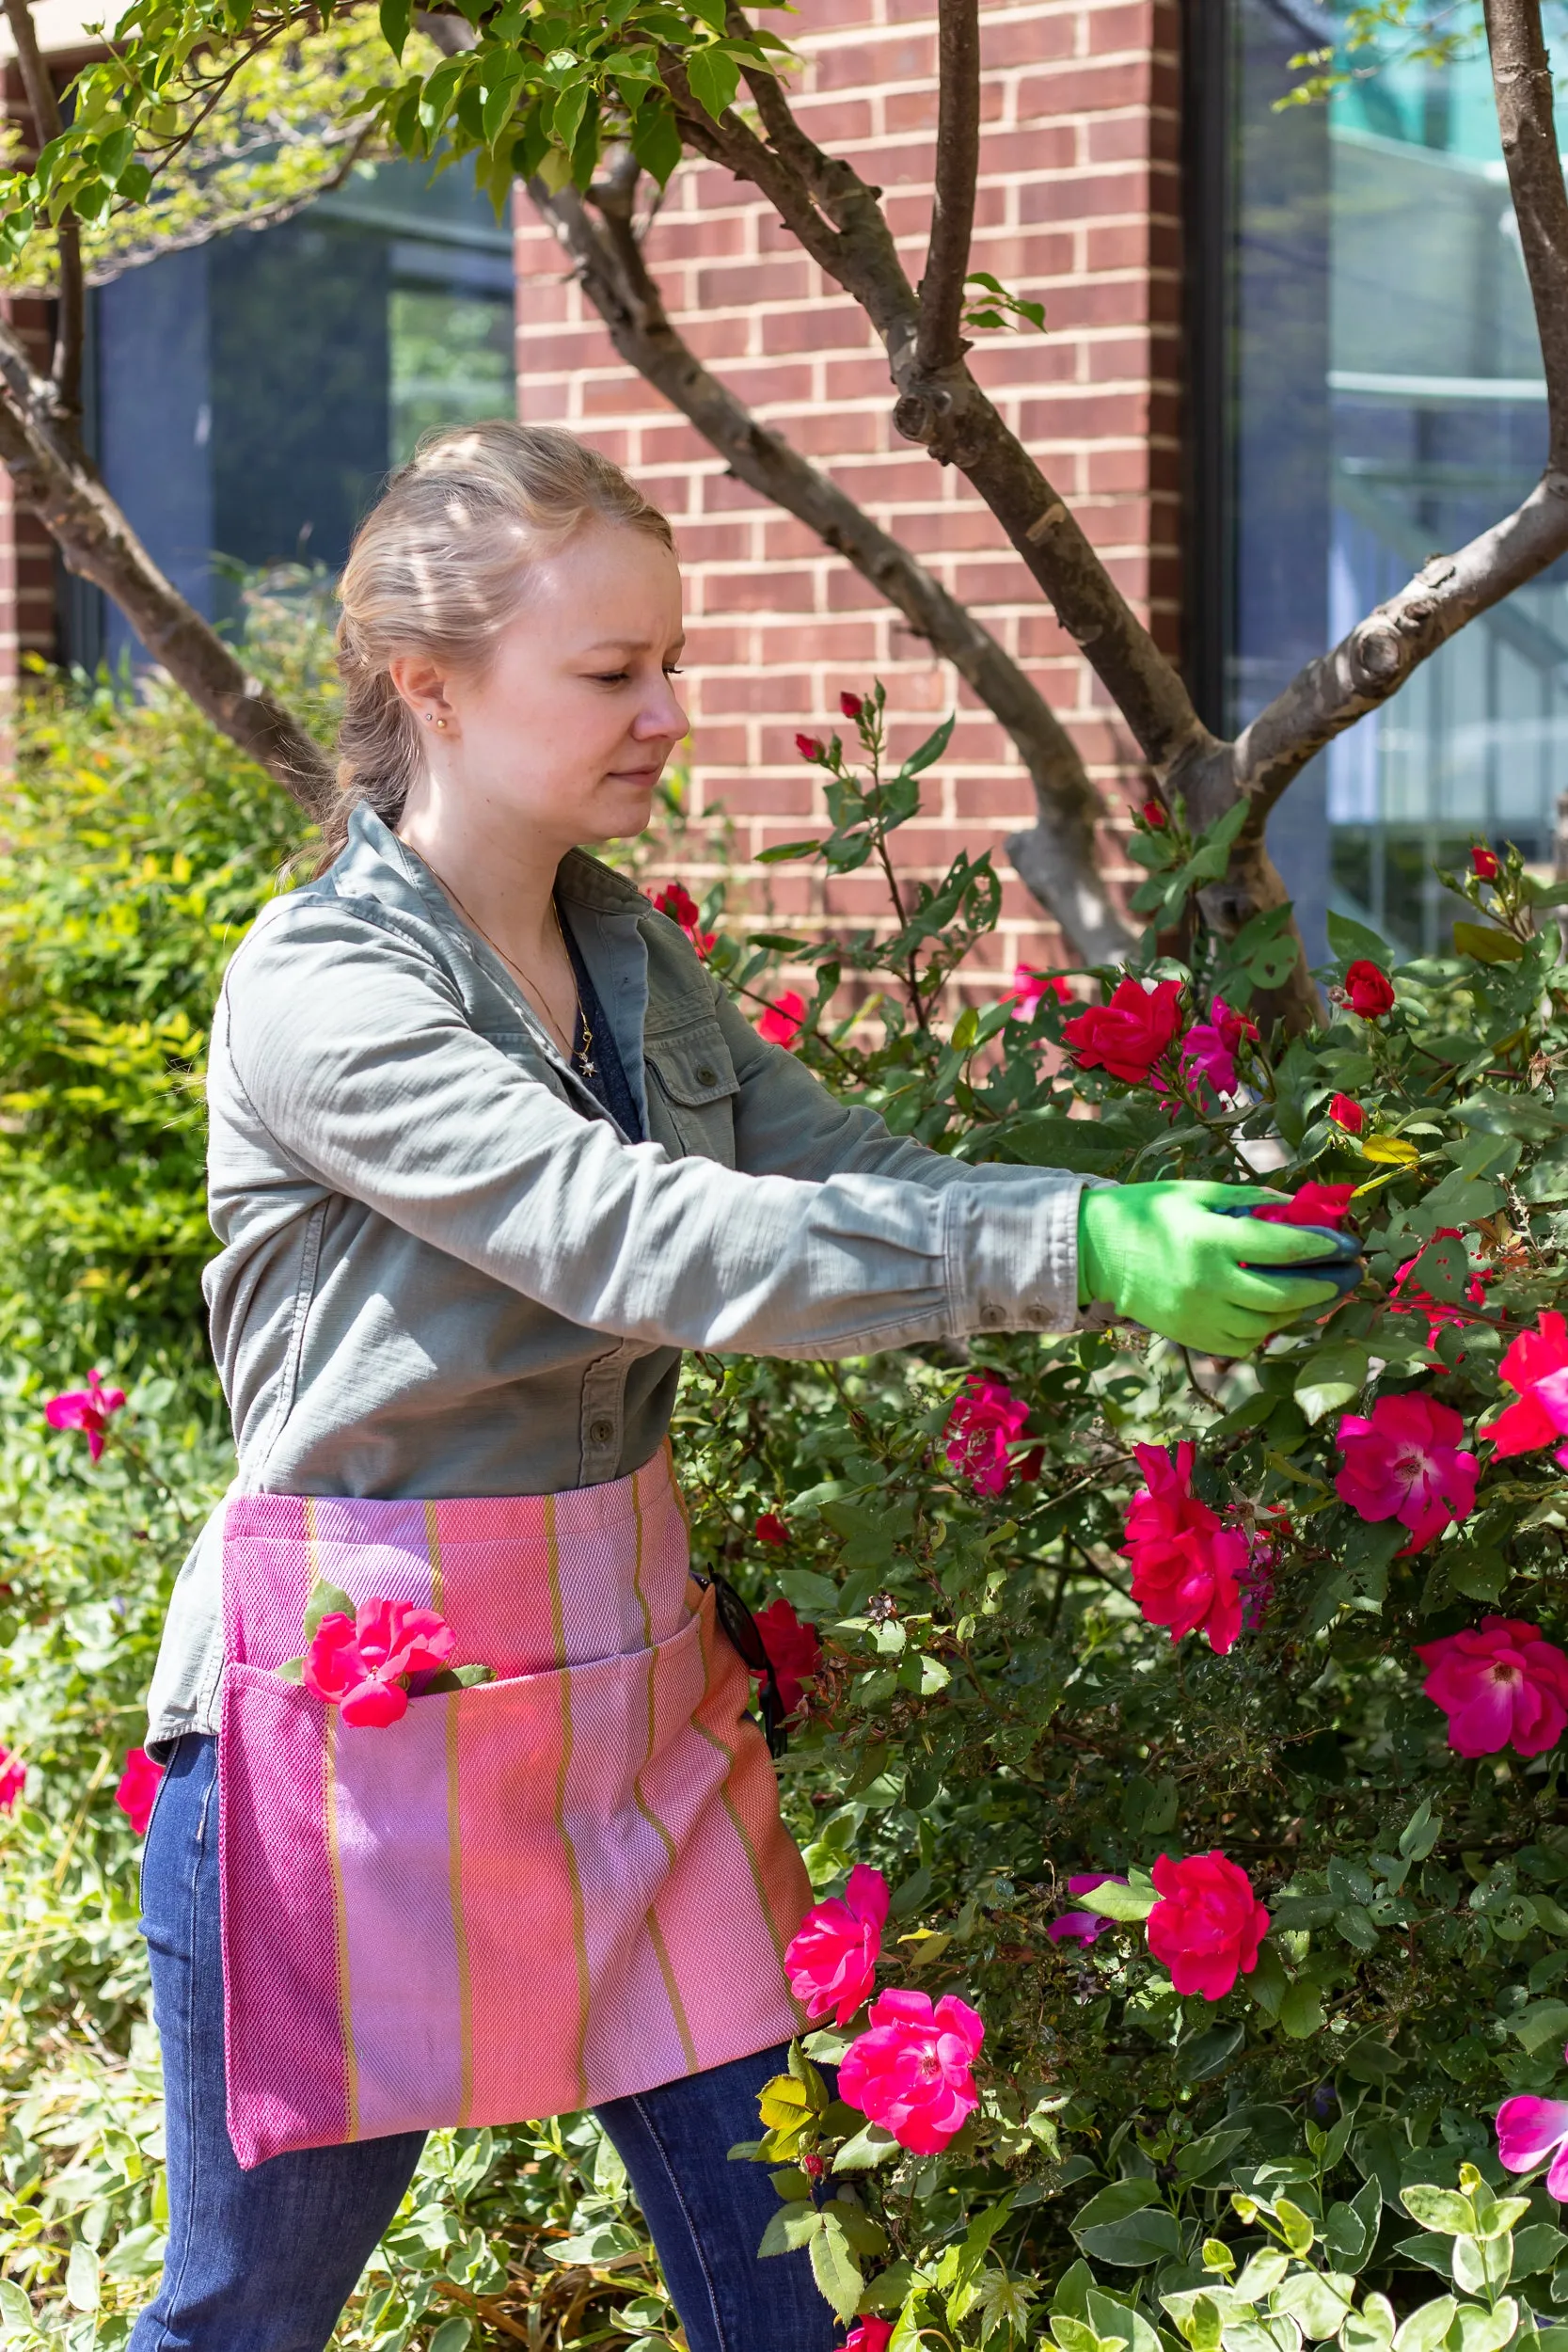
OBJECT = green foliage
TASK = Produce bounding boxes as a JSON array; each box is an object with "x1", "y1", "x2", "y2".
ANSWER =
[{"x1": 5, "y1": 659, "x2": 1568, "y2": 2352}]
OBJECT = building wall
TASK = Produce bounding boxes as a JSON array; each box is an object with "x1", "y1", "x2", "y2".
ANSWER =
[{"x1": 513, "y1": 0, "x2": 1182, "y2": 977}]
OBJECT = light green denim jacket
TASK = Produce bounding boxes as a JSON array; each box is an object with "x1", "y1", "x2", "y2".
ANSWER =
[{"x1": 145, "y1": 806, "x2": 1094, "y2": 1749}]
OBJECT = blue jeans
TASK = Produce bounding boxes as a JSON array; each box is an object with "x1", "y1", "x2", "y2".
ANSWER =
[{"x1": 131, "y1": 1736, "x2": 837, "y2": 2352}]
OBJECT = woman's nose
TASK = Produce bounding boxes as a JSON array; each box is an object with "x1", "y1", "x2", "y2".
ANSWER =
[{"x1": 633, "y1": 674, "x2": 689, "y2": 741}]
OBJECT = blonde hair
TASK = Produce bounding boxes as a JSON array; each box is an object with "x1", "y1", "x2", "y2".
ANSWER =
[{"x1": 323, "y1": 421, "x2": 674, "y2": 862}]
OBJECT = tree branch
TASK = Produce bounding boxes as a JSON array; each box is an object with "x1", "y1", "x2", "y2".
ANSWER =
[
  {"x1": 1483, "y1": 0, "x2": 1568, "y2": 469},
  {"x1": 916, "y1": 0, "x2": 980, "y2": 375},
  {"x1": 528, "y1": 163, "x2": 1134, "y2": 962},
  {"x1": 1, "y1": 0, "x2": 84, "y2": 417},
  {"x1": 0, "y1": 315, "x2": 333, "y2": 811}
]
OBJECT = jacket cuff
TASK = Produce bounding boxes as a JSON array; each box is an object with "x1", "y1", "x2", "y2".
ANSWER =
[{"x1": 943, "y1": 1172, "x2": 1117, "y2": 1338}]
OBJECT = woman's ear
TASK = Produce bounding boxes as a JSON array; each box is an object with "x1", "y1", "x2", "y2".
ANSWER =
[{"x1": 388, "y1": 654, "x2": 454, "y2": 731}]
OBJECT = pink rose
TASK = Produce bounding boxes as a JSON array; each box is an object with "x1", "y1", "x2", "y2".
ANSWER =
[
  {"x1": 1178, "y1": 995, "x2": 1258, "y2": 1097},
  {"x1": 1049, "y1": 1872, "x2": 1126, "y2": 1948},
  {"x1": 1335, "y1": 1392, "x2": 1478, "y2": 1553},
  {"x1": 1008, "y1": 965, "x2": 1071, "y2": 1020},
  {"x1": 1251, "y1": 1183, "x2": 1356, "y2": 1229},
  {"x1": 845, "y1": 2323, "x2": 895, "y2": 2352},
  {"x1": 758, "y1": 992, "x2": 806, "y2": 1049},
  {"x1": 1416, "y1": 1617, "x2": 1568, "y2": 1758},
  {"x1": 1485, "y1": 1311, "x2": 1568, "y2": 1460},
  {"x1": 0, "y1": 1746, "x2": 25, "y2": 1813},
  {"x1": 1146, "y1": 1851, "x2": 1269, "y2": 2000},
  {"x1": 1344, "y1": 961, "x2": 1396, "y2": 1018},
  {"x1": 784, "y1": 1863, "x2": 889, "y2": 2025},
  {"x1": 304, "y1": 1596, "x2": 456, "y2": 1729},
  {"x1": 1120, "y1": 1441, "x2": 1247, "y2": 1656},
  {"x1": 1062, "y1": 977, "x2": 1184, "y2": 1084},
  {"x1": 751, "y1": 1597, "x2": 821, "y2": 1721},
  {"x1": 1497, "y1": 2092, "x2": 1568, "y2": 2200},
  {"x1": 839, "y1": 1987, "x2": 985, "y2": 2153},
  {"x1": 944, "y1": 1373, "x2": 1031, "y2": 1499},
  {"x1": 115, "y1": 1747, "x2": 164, "y2": 1836},
  {"x1": 44, "y1": 1369, "x2": 127, "y2": 1463}
]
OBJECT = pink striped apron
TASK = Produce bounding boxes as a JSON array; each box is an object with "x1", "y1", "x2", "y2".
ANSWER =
[{"x1": 217, "y1": 1446, "x2": 811, "y2": 2169}]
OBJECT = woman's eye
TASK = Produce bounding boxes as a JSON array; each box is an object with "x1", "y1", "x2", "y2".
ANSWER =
[
  {"x1": 593, "y1": 671, "x2": 630, "y2": 685},
  {"x1": 665, "y1": 665, "x2": 685, "y2": 677}
]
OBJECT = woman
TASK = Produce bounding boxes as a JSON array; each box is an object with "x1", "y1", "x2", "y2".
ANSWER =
[{"x1": 132, "y1": 422, "x2": 1346, "y2": 2352}]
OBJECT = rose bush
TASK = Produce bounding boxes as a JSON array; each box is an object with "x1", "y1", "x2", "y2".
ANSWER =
[{"x1": 8, "y1": 655, "x2": 1568, "y2": 2352}]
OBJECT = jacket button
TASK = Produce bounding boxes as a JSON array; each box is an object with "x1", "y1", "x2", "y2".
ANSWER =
[
  {"x1": 589, "y1": 1418, "x2": 615, "y2": 1445},
  {"x1": 695, "y1": 1066, "x2": 718, "y2": 1087}
]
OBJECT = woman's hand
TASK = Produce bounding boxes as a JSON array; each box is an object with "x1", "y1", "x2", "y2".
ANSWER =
[{"x1": 1077, "y1": 1182, "x2": 1361, "y2": 1357}]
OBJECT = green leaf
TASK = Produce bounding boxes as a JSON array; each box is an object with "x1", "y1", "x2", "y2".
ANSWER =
[
  {"x1": 1176, "y1": 2128, "x2": 1252, "y2": 2181},
  {"x1": 378, "y1": 0, "x2": 412, "y2": 56},
  {"x1": 1400, "y1": 2186, "x2": 1474, "y2": 2236},
  {"x1": 1326, "y1": 910, "x2": 1394, "y2": 965},
  {"x1": 1072, "y1": 2183, "x2": 1180, "y2": 2267},
  {"x1": 1341, "y1": 2294, "x2": 1397, "y2": 2352},
  {"x1": 1399, "y1": 1799, "x2": 1443, "y2": 1862},
  {"x1": 1272, "y1": 2268, "x2": 1352, "y2": 2337},
  {"x1": 1275, "y1": 2199, "x2": 1316, "y2": 2257},
  {"x1": 1278, "y1": 1981, "x2": 1326, "y2": 2040},
  {"x1": 810, "y1": 2207, "x2": 864, "y2": 2323},
  {"x1": 0, "y1": 2280, "x2": 32, "y2": 2334},
  {"x1": 757, "y1": 2201, "x2": 821, "y2": 2257},
  {"x1": 1453, "y1": 919, "x2": 1525, "y2": 963},
  {"x1": 303, "y1": 1580, "x2": 356, "y2": 1642},
  {"x1": 1391, "y1": 2298, "x2": 1457, "y2": 2352},
  {"x1": 1511, "y1": 1999, "x2": 1568, "y2": 2055},
  {"x1": 1177, "y1": 2023, "x2": 1245, "y2": 2084},
  {"x1": 1001, "y1": 1113, "x2": 1127, "y2": 1175},
  {"x1": 1293, "y1": 1341, "x2": 1370, "y2": 1426},
  {"x1": 900, "y1": 712, "x2": 957, "y2": 779},
  {"x1": 685, "y1": 43, "x2": 742, "y2": 119},
  {"x1": 427, "y1": 2324, "x2": 471, "y2": 2352},
  {"x1": 1078, "y1": 1872, "x2": 1157, "y2": 1922},
  {"x1": 832, "y1": 2122, "x2": 900, "y2": 2172},
  {"x1": 65, "y1": 2241, "x2": 101, "y2": 2312},
  {"x1": 1513, "y1": 2224, "x2": 1568, "y2": 2279}
]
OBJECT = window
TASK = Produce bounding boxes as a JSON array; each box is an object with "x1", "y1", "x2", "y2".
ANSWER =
[
  {"x1": 1200, "y1": 1, "x2": 1568, "y2": 958},
  {"x1": 84, "y1": 155, "x2": 515, "y2": 667}
]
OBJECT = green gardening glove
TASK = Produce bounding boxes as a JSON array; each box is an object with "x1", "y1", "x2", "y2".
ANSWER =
[{"x1": 1077, "y1": 1182, "x2": 1357, "y2": 1357}]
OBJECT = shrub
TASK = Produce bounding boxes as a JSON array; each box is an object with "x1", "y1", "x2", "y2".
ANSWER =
[{"x1": 6, "y1": 666, "x2": 1568, "y2": 2352}]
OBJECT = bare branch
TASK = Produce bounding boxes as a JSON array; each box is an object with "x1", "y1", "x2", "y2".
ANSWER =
[
  {"x1": 1197, "y1": 475, "x2": 1568, "y2": 832},
  {"x1": 915, "y1": 0, "x2": 980, "y2": 375},
  {"x1": 528, "y1": 167, "x2": 1134, "y2": 962},
  {"x1": 0, "y1": 315, "x2": 333, "y2": 811},
  {"x1": 1483, "y1": 0, "x2": 1568, "y2": 467}
]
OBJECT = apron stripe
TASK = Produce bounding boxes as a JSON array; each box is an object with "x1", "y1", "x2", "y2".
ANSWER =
[
  {"x1": 323, "y1": 1705, "x2": 361, "y2": 2143},
  {"x1": 446, "y1": 1692, "x2": 474, "y2": 2126}
]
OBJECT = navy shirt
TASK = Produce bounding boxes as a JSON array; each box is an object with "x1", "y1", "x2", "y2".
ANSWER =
[{"x1": 559, "y1": 897, "x2": 644, "y2": 1142}]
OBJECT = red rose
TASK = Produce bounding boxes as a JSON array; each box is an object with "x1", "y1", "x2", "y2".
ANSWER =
[
  {"x1": 754, "y1": 1511, "x2": 789, "y2": 1546},
  {"x1": 1145, "y1": 1851, "x2": 1269, "y2": 1999},
  {"x1": 1141, "y1": 799, "x2": 1168, "y2": 830},
  {"x1": 1328, "y1": 1093, "x2": 1365, "y2": 1136},
  {"x1": 115, "y1": 1747, "x2": 165, "y2": 1837},
  {"x1": 650, "y1": 881, "x2": 700, "y2": 930},
  {"x1": 751, "y1": 1596, "x2": 822, "y2": 1720},
  {"x1": 1061, "y1": 977, "x2": 1184, "y2": 1084},
  {"x1": 795, "y1": 733, "x2": 824, "y2": 760},
  {"x1": 1251, "y1": 1182, "x2": 1356, "y2": 1228},
  {"x1": 1472, "y1": 846, "x2": 1500, "y2": 881},
  {"x1": 839, "y1": 692, "x2": 863, "y2": 720},
  {"x1": 1344, "y1": 960, "x2": 1395, "y2": 1018}
]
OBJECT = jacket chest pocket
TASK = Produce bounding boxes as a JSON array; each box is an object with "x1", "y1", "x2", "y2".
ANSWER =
[{"x1": 646, "y1": 1024, "x2": 740, "y2": 1168}]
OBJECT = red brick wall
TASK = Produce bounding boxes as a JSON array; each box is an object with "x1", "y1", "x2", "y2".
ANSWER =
[{"x1": 513, "y1": 0, "x2": 1182, "y2": 980}]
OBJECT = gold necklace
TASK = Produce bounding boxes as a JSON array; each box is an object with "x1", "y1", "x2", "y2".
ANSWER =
[{"x1": 428, "y1": 867, "x2": 595, "y2": 1078}]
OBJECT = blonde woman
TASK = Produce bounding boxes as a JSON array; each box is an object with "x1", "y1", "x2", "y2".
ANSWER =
[{"x1": 132, "y1": 423, "x2": 1344, "y2": 2352}]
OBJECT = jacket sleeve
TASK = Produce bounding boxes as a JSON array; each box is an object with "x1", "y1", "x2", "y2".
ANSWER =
[
  {"x1": 708, "y1": 972, "x2": 1081, "y2": 1199},
  {"x1": 218, "y1": 903, "x2": 1090, "y2": 1359}
]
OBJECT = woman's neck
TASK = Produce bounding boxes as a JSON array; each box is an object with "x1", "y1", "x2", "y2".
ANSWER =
[{"x1": 396, "y1": 779, "x2": 570, "y2": 977}]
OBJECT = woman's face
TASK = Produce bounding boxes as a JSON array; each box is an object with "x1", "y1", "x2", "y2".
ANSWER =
[{"x1": 395, "y1": 518, "x2": 689, "y2": 851}]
